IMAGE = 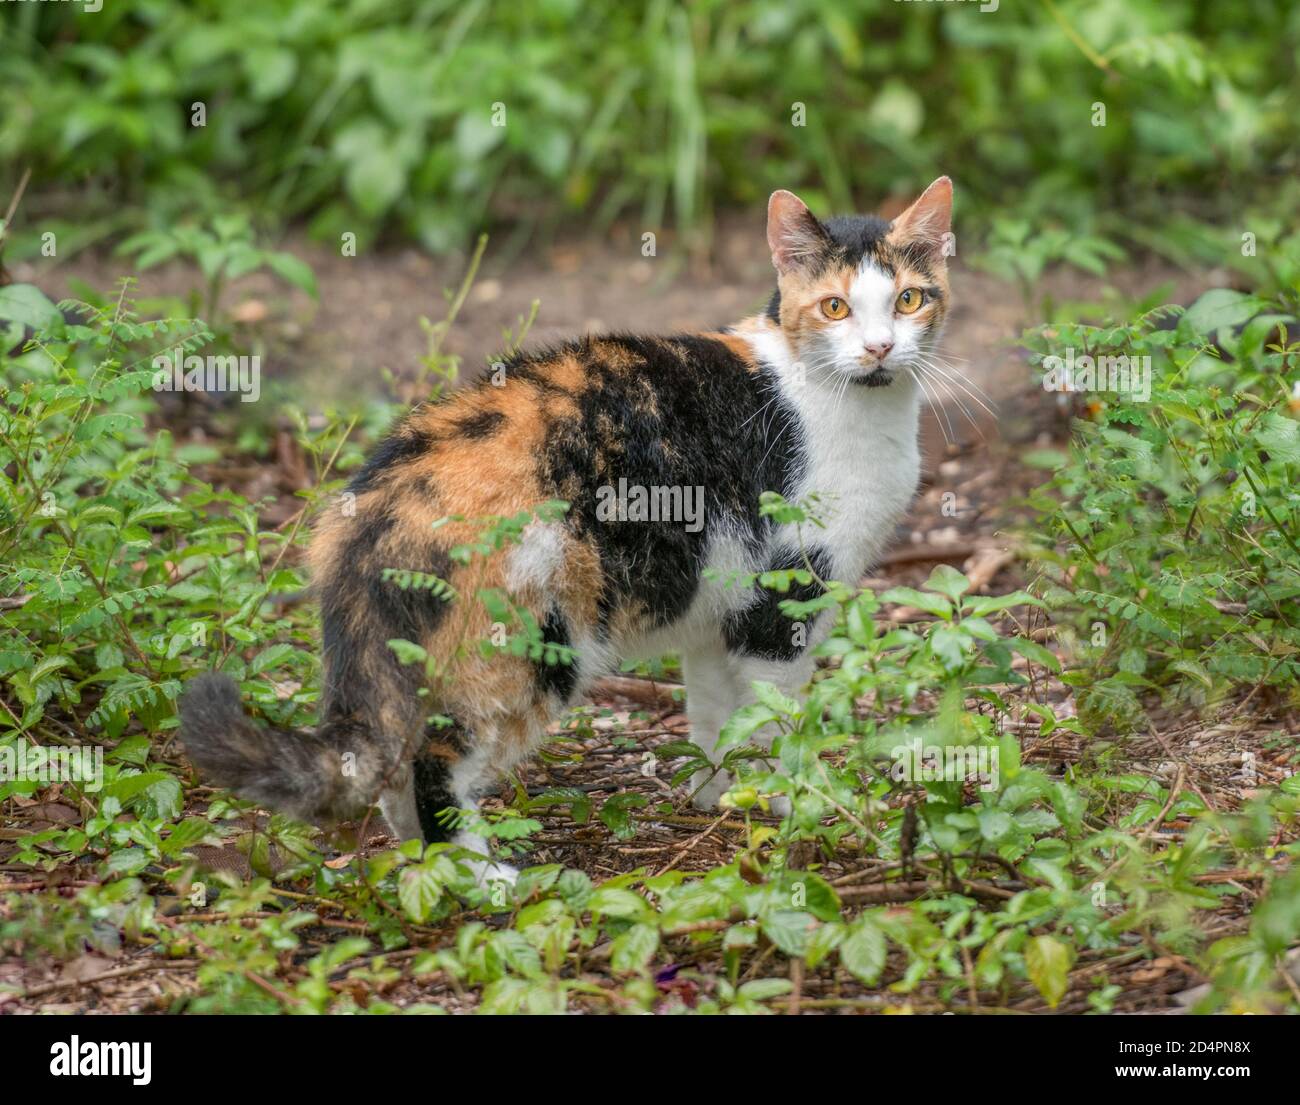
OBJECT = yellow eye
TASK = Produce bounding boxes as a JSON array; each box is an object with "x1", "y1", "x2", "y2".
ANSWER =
[
  {"x1": 895, "y1": 288, "x2": 924, "y2": 315},
  {"x1": 820, "y1": 296, "x2": 849, "y2": 320}
]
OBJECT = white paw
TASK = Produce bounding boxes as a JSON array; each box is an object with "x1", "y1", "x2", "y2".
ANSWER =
[
  {"x1": 453, "y1": 831, "x2": 519, "y2": 888},
  {"x1": 468, "y1": 857, "x2": 520, "y2": 889}
]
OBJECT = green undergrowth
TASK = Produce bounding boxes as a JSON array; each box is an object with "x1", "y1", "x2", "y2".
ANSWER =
[
  {"x1": 1, "y1": 273, "x2": 1297, "y2": 1014},
  {"x1": 1022, "y1": 281, "x2": 1300, "y2": 733}
]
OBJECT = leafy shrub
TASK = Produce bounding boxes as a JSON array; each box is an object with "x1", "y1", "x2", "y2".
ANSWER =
[
  {"x1": 1022, "y1": 285, "x2": 1300, "y2": 729},
  {"x1": 0, "y1": 281, "x2": 348, "y2": 743},
  {"x1": 3, "y1": 0, "x2": 1298, "y2": 252}
]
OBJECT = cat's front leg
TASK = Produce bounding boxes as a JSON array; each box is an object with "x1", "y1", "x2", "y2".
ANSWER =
[
  {"x1": 681, "y1": 647, "x2": 810, "y2": 814},
  {"x1": 729, "y1": 654, "x2": 818, "y2": 818},
  {"x1": 680, "y1": 646, "x2": 745, "y2": 810}
]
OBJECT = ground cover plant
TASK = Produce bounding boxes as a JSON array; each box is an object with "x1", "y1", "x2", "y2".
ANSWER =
[
  {"x1": 1, "y1": 264, "x2": 1296, "y2": 1014},
  {"x1": 0, "y1": 0, "x2": 1297, "y2": 1021}
]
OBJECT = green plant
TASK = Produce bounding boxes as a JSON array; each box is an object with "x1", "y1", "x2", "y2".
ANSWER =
[
  {"x1": 3, "y1": 1, "x2": 1298, "y2": 258},
  {"x1": 1022, "y1": 285, "x2": 1300, "y2": 731},
  {"x1": 115, "y1": 212, "x2": 318, "y2": 326}
]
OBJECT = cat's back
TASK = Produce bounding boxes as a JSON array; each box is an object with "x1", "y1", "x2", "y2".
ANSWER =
[
  {"x1": 353, "y1": 330, "x2": 773, "y2": 484},
  {"x1": 310, "y1": 331, "x2": 779, "y2": 573}
]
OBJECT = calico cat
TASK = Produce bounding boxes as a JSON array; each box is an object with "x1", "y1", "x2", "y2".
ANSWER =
[{"x1": 180, "y1": 178, "x2": 953, "y2": 881}]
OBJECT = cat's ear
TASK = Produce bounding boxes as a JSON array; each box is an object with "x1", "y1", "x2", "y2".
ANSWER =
[
  {"x1": 888, "y1": 176, "x2": 953, "y2": 258},
  {"x1": 767, "y1": 190, "x2": 830, "y2": 273}
]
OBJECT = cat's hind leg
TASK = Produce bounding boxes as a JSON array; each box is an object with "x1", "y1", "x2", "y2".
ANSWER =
[
  {"x1": 379, "y1": 771, "x2": 423, "y2": 844},
  {"x1": 448, "y1": 746, "x2": 522, "y2": 888},
  {"x1": 413, "y1": 723, "x2": 528, "y2": 888}
]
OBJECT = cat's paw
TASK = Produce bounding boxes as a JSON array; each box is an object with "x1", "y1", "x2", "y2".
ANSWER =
[
  {"x1": 765, "y1": 794, "x2": 792, "y2": 819},
  {"x1": 453, "y1": 831, "x2": 519, "y2": 888},
  {"x1": 471, "y1": 858, "x2": 520, "y2": 889}
]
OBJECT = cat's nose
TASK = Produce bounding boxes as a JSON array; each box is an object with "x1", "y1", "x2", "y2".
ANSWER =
[{"x1": 864, "y1": 340, "x2": 893, "y2": 361}]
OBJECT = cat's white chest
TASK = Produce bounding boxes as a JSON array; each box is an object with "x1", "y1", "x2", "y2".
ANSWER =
[
  {"x1": 786, "y1": 382, "x2": 921, "y2": 580},
  {"x1": 743, "y1": 318, "x2": 923, "y2": 582}
]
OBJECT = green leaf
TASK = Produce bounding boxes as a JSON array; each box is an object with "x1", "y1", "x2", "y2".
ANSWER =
[
  {"x1": 265, "y1": 252, "x2": 319, "y2": 299},
  {"x1": 716, "y1": 702, "x2": 779, "y2": 751},
  {"x1": 760, "y1": 911, "x2": 817, "y2": 956},
  {"x1": 250, "y1": 643, "x2": 302, "y2": 675},
  {"x1": 963, "y1": 591, "x2": 1044, "y2": 617},
  {"x1": 1181, "y1": 288, "x2": 1263, "y2": 336},
  {"x1": 243, "y1": 46, "x2": 297, "y2": 101},
  {"x1": 1256, "y1": 412, "x2": 1300, "y2": 465},
  {"x1": 840, "y1": 917, "x2": 887, "y2": 984},
  {"x1": 0, "y1": 284, "x2": 60, "y2": 329},
  {"x1": 929, "y1": 625, "x2": 968, "y2": 670},
  {"x1": 977, "y1": 807, "x2": 1014, "y2": 844},
  {"x1": 924, "y1": 564, "x2": 972, "y2": 603},
  {"x1": 877, "y1": 586, "x2": 953, "y2": 620},
  {"x1": 1024, "y1": 934, "x2": 1073, "y2": 1008},
  {"x1": 587, "y1": 886, "x2": 650, "y2": 920},
  {"x1": 737, "y1": 978, "x2": 793, "y2": 1001},
  {"x1": 399, "y1": 861, "x2": 444, "y2": 922},
  {"x1": 750, "y1": 680, "x2": 800, "y2": 716},
  {"x1": 610, "y1": 922, "x2": 659, "y2": 973},
  {"x1": 104, "y1": 848, "x2": 149, "y2": 877},
  {"x1": 596, "y1": 793, "x2": 647, "y2": 841},
  {"x1": 1008, "y1": 638, "x2": 1061, "y2": 673},
  {"x1": 386, "y1": 638, "x2": 428, "y2": 665}
]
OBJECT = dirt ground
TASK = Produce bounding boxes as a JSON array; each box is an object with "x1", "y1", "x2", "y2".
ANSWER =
[{"x1": 2, "y1": 227, "x2": 1292, "y2": 1014}]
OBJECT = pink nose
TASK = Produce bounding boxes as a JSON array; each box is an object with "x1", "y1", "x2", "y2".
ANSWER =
[{"x1": 865, "y1": 341, "x2": 893, "y2": 360}]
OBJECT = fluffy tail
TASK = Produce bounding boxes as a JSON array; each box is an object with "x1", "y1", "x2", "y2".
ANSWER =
[{"x1": 179, "y1": 672, "x2": 379, "y2": 823}]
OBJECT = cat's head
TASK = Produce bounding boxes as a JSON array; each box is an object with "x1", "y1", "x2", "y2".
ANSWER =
[{"x1": 765, "y1": 178, "x2": 952, "y2": 388}]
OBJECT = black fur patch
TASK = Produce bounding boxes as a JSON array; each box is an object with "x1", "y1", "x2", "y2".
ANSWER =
[
  {"x1": 366, "y1": 540, "x2": 456, "y2": 647},
  {"x1": 767, "y1": 212, "x2": 896, "y2": 321},
  {"x1": 319, "y1": 509, "x2": 453, "y2": 720},
  {"x1": 724, "y1": 545, "x2": 833, "y2": 661},
  {"x1": 455, "y1": 409, "x2": 505, "y2": 439},
  {"x1": 509, "y1": 362, "x2": 573, "y2": 397},
  {"x1": 535, "y1": 607, "x2": 577, "y2": 702},
  {"x1": 413, "y1": 750, "x2": 458, "y2": 844},
  {"x1": 348, "y1": 424, "x2": 434, "y2": 494},
  {"x1": 823, "y1": 214, "x2": 893, "y2": 269},
  {"x1": 530, "y1": 334, "x2": 806, "y2": 635}
]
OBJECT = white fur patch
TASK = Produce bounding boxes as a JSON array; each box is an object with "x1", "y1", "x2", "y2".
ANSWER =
[
  {"x1": 744, "y1": 317, "x2": 923, "y2": 585},
  {"x1": 453, "y1": 830, "x2": 519, "y2": 887},
  {"x1": 846, "y1": 262, "x2": 897, "y2": 355},
  {"x1": 505, "y1": 521, "x2": 566, "y2": 592}
]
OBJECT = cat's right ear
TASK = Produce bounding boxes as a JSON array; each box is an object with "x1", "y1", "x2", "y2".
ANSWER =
[{"x1": 767, "y1": 190, "x2": 828, "y2": 274}]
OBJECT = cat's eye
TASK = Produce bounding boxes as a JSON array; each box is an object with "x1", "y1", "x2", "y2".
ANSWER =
[
  {"x1": 820, "y1": 297, "x2": 850, "y2": 320},
  {"x1": 895, "y1": 288, "x2": 924, "y2": 314}
]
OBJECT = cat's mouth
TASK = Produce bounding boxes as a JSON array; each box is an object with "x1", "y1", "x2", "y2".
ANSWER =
[{"x1": 850, "y1": 367, "x2": 895, "y2": 387}]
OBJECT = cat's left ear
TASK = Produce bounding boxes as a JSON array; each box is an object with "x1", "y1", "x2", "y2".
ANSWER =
[{"x1": 888, "y1": 176, "x2": 953, "y2": 259}]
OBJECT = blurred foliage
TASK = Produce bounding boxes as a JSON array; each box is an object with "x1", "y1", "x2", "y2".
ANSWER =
[{"x1": 2, "y1": 0, "x2": 1298, "y2": 256}]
